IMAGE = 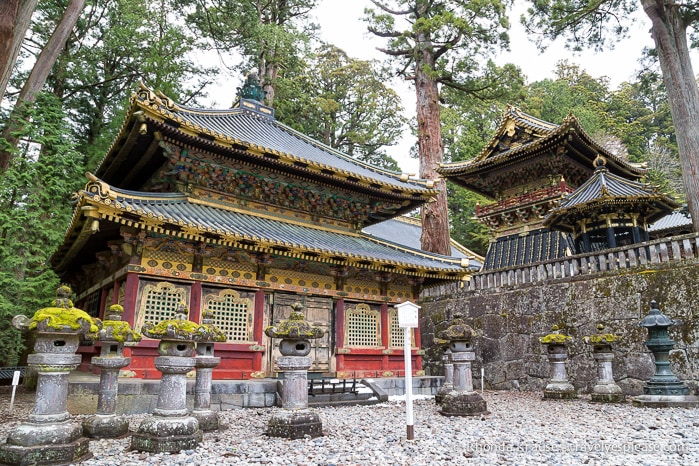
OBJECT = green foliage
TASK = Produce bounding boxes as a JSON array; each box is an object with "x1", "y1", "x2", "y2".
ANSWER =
[
  {"x1": 365, "y1": 0, "x2": 513, "y2": 95},
  {"x1": 187, "y1": 0, "x2": 318, "y2": 100},
  {"x1": 35, "y1": 0, "x2": 217, "y2": 170},
  {"x1": 0, "y1": 92, "x2": 84, "y2": 365},
  {"x1": 275, "y1": 44, "x2": 405, "y2": 170}
]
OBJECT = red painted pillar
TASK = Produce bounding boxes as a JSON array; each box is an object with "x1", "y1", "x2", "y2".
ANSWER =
[
  {"x1": 122, "y1": 272, "x2": 139, "y2": 325},
  {"x1": 380, "y1": 303, "x2": 390, "y2": 373},
  {"x1": 334, "y1": 298, "x2": 345, "y2": 371},
  {"x1": 112, "y1": 281, "x2": 121, "y2": 305},
  {"x1": 98, "y1": 287, "x2": 108, "y2": 319},
  {"x1": 190, "y1": 282, "x2": 202, "y2": 322},
  {"x1": 253, "y1": 288, "x2": 265, "y2": 372}
]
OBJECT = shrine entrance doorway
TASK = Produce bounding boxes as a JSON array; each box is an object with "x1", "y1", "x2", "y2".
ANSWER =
[{"x1": 267, "y1": 292, "x2": 334, "y2": 374}]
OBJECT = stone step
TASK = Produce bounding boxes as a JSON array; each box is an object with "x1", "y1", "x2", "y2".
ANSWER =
[{"x1": 306, "y1": 379, "x2": 388, "y2": 407}]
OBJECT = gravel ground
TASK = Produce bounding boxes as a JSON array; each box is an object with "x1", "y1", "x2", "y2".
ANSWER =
[{"x1": 1, "y1": 388, "x2": 698, "y2": 465}]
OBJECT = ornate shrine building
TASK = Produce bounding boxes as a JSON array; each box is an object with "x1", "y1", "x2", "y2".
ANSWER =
[
  {"x1": 543, "y1": 156, "x2": 679, "y2": 253},
  {"x1": 50, "y1": 79, "x2": 470, "y2": 380},
  {"x1": 437, "y1": 106, "x2": 645, "y2": 271}
]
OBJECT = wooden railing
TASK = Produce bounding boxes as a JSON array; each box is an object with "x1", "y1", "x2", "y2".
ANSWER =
[{"x1": 422, "y1": 232, "x2": 699, "y2": 297}]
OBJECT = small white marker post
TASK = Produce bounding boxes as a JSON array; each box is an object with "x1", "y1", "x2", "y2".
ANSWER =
[
  {"x1": 396, "y1": 301, "x2": 420, "y2": 441},
  {"x1": 9, "y1": 370, "x2": 20, "y2": 412}
]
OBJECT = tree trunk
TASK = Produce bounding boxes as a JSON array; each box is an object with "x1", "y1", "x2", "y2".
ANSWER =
[
  {"x1": 0, "y1": 0, "x2": 20, "y2": 99},
  {"x1": 0, "y1": 0, "x2": 39, "y2": 99},
  {"x1": 643, "y1": 0, "x2": 699, "y2": 232},
  {"x1": 415, "y1": 27, "x2": 451, "y2": 256},
  {"x1": 0, "y1": 0, "x2": 86, "y2": 172}
]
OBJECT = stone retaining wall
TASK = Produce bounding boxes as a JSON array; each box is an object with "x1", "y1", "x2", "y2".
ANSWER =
[
  {"x1": 419, "y1": 259, "x2": 699, "y2": 396},
  {"x1": 67, "y1": 377, "x2": 442, "y2": 415}
]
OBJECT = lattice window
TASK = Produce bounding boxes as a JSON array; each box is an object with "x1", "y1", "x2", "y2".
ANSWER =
[
  {"x1": 345, "y1": 303, "x2": 380, "y2": 347},
  {"x1": 85, "y1": 291, "x2": 101, "y2": 318},
  {"x1": 137, "y1": 281, "x2": 187, "y2": 331},
  {"x1": 204, "y1": 289, "x2": 253, "y2": 342},
  {"x1": 389, "y1": 309, "x2": 414, "y2": 347}
]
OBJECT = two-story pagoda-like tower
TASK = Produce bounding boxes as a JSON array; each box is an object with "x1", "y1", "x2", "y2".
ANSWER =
[
  {"x1": 50, "y1": 74, "x2": 470, "y2": 380},
  {"x1": 437, "y1": 106, "x2": 645, "y2": 270}
]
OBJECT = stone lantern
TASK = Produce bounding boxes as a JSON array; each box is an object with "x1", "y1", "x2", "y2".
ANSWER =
[
  {"x1": 434, "y1": 343, "x2": 453, "y2": 405},
  {"x1": 265, "y1": 302, "x2": 325, "y2": 439},
  {"x1": 583, "y1": 324, "x2": 624, "y2": 403},
  {"x1": 437, "y1": 314, "x2": 488, "y2": 417},
  {"x1": 539, "y1": 326, "x2": 576, "y2": 399},
  {"x1": 633, "y1": 301, "x2": 699, "y2": 407},
  {"x1": 83, "y1": 304, "x2": 142, "y2": 438},
  {"x1": 192, "y1": 309, "x2": 226, "y2": 431},
  {"x1": 131, "y1": 306, "x2": 205, "y2": 453},
  {"x1": 0, "y1": 286, "x2": 100, "y2": 465}
]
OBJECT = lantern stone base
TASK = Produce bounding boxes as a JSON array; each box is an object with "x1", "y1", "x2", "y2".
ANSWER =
[
  {"x1": 543, "y1": 382, "x2": 577, "y2": 400},
  {"x1": 0, "y1": 421, "x2": 91, "y2": 465},
  {"x1": 590, "y1": 383, "x2": 625, "y2": 403},
  {"x1": 439, "y1": 391, "x2": 488, "y2": 417},
  {"x1": 83, "y1": 414, "x2": 130, "y2": 438},
  {"x1": 192, "y1": 410, "x2": 220, "y2": 432},
  {"x1": 435, "y1": 383, "x2": 453, "y2": 405},
  {"x1": 0, "y1": 439, "x2": 91, "y2": 466},
  {"x1": 642, "y1": 379, "x2": 690, "y2": 396},
  {"x1": 267, "y1": 410, "x2": 323, "y2": 439},
  {"x1": 131, "y1": 416, "x2": 202, "y2": 453},
  {"x1": 632, "y1": 394, "x2": 699, "y2": 408}
]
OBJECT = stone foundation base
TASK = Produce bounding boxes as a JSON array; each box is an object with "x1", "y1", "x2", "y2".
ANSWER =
[
  {"x1": 435, "y1": 385, "x2": 452, "y2": 405},
  {"x1": 83, "y1": 414, "x2": 130, "y2": 438},
  {"x1": 544, "y1": 382, "x2": 576, "y2": 400},
  {"x1": 590, "y1": 384, "x2": 625, "y2": 403},
  {"x1": 267, "y1": 410, "x2": 323, "y2": 439},
  {"x1": 192, "y1": 410, "x2": 220, "y2": 431},
  {"x1": 0, "y1": 437, "x2": 91, "y2": 465},
  {"x1": 439, "y1": 391, "x2": 489, "y2": 417},
  {"x1": 632, "y1": 394, "x2": 699, "y2": 408},
  {"x1": 131, "y1": 416, "x2": 202, "y2": 453}
]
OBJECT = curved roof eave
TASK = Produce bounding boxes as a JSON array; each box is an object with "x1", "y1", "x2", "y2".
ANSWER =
[
  {"x1": 53, "y1": 177, "x2": 468, "y2": 277},
  {"x1": 116, "y1": 84, "x2": 439, "y2": 195}
]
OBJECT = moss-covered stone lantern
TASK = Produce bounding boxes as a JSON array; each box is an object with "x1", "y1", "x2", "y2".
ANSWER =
[
  {"x1": 265, "y1": 302, "x2": 325, "y2": 439},
  {"x1": 131, "y1": 305, "x2": 206, "y2": 453},
  {"x1": 539, "y1": 325, "x2": 576, "y2": 400},
  {"x1": 0, "y1": 286, "x2": 100, "y2": 465},
  {"x1": 583, "y1": 324, "x2": 624, "y2": 403},
  {"x1": 633, "y1": 301, "x2": 699, "y2": 407},
  {"x1": 437, "y1": 314, "x2": 488, "y2": 417},
  {"x1": 192, "y1": 309, "x2": 226, "y2": 431},
  {"x1": 83, "y1": 304, "x2": 142, "y2": 438}
]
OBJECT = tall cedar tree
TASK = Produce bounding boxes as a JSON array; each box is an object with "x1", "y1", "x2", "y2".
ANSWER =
[
  {"x1": 275, "y1": 44, "x2": 406, "y2": 171},
  {"x1": 0, "y1": 0, "x2": 39, "y2": 100},
  {"x1": 0, "y1": 93, "x2": 83, "y2": 366},
  {"x1": 0, "y1": 0, "x2": 86, "y2": 173},
  {"x1": 364, "y1": 0, "x2": 511, "y2": 255},
  {"x1": 523, "y1": 0, "x2": 699, "y2": 232},
  {"x1": 188, "y1": 0, "x2": 318, "y2": 105}
]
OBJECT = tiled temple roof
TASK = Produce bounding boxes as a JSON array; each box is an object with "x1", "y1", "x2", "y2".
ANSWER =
[
  {"x1": 50, "y1": 177, "x2": 468, "y2": 278},
  {"x1": 95, "y1": 85, "x2": 437, "y2": 198},
  {"x1": 437, "y1": 106, "x2": 645, "y2": 197},
  {"x1": 543, "y1": 159, "x2": 680, "y2": 230},
  {"x1": 363, "y1": 216, "x2": 484, "y2": 270}
]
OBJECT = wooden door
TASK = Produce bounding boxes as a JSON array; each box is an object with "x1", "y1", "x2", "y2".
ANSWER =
[{"x1": 268, "y1": 292, "x2": 333, "y2": 373}]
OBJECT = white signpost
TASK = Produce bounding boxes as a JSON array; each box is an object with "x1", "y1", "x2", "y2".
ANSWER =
[
  {"x1": 395, "y1": 301, "x2": 419, "y2": 441},
  {"x1": 9, "y1": 370, "x2": 21, "y2": 412}
]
